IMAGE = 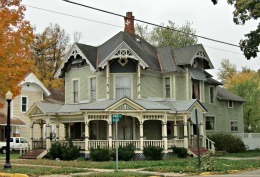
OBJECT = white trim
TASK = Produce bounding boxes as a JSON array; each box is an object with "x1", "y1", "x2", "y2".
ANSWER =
[
  {"x1": 55, "y1": 43, "x2": 96, "y2": 78},
  {"x1": 21, "y1": 95, "x2": 28, "y2": 113},
  {"x1": 20, "y1": 73, "x2": 50, "y2": 96},
  {"x1": 89, "y1": 76, "x2": 97, "y2": 101},
  {"x1": 190, "y1": 45, "x2": 214, "y2": 69},
  {"x1": 98, "y1": 42, "x2": 149, "y2": 69}
]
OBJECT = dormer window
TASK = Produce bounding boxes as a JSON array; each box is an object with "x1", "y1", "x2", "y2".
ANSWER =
[
  {"x1": 228, "y1": 100, "x2": 233, "y2": 108},
  {"x1": 73, "y1": 80, "x2": 79, "y2": 103}
]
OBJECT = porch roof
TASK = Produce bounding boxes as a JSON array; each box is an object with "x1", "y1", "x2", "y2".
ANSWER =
[{"x1": 33, "y1": 98, "x2": 206, "y2": 115}]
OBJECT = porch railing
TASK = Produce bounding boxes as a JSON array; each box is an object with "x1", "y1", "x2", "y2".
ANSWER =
[
  {"x1": 89, "y1": 140, "x2": 109, "y2": 149},
  {"x1": 112, "y1": 140, "x2": 140, "y2": 149},
  {"x1": 143, "y1": 140, "x2": 164, "y2": 148},
  {"x1": 202, "y1": 135, "x2": 215, "y2": 151}
]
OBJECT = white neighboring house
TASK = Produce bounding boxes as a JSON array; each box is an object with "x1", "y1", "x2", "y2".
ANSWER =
[{"x1": 0, "y1": 73, "x2": 50, "y2": 141}]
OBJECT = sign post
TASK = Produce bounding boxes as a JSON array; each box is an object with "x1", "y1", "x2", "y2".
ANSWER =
[{"x1": 112, "y1": 114, "x2": 122, "y2": 172}]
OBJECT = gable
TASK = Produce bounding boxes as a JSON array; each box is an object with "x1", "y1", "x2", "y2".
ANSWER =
[
  {"x1": 106, "y1": 97, "x2": 145, "y2": 111},
  {"x1": 98, "y1": 42, "x2": 149, "y2": 69},
  {"x1": 55, "y1": 43, "x2": 96, "y2": 78}
]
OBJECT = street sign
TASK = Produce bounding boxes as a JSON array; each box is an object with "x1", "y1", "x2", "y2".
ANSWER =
[{"x1": 112, "y1": 114, "x2": 122, "y2": 122}]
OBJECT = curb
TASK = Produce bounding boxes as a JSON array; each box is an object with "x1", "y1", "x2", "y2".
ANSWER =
[{"x1": 0, "y1": 173, "x2": 29, "y2": 177}]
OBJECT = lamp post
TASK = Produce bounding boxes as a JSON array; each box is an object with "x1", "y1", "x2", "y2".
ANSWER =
[{"x1": 4, "y1": 91, "x2": 12, "y2": 168}]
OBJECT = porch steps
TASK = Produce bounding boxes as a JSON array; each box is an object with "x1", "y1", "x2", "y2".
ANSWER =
[
  {"x1": 189, "y1": 148, "x2": 207, "y2": 157},
  {"x1": 19, "y1": 149, "x2": 47, "y2": 159}
]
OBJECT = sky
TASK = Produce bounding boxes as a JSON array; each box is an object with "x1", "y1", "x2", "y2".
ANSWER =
[{"x1": 22, "y1": 0, "x2": 260, "y2": 79}]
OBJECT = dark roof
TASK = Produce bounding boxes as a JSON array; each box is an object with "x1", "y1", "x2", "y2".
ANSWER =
[
  {"x1": 98, "y1": 32, "x2": 160, "y2": 71},
  {"x1": 217, "y1": 87, "x2": 246, "y2": 102},
  {"x1": 44, "y1": 87, "x2": 65, "y2": 104},
  {"x1": 157, "y1": 47, "x2": 183, "y2": 72},
  {"x1": 189, "y1": 68, "x2": 207, "y2": 81},
  {"x1": 76, "y1": 43, "x2": 97, "y2": 69}
]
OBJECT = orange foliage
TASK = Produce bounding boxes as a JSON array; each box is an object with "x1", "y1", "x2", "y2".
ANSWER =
[{"x1": 0, "y1": 0, "x2": 34, "y2": 108}]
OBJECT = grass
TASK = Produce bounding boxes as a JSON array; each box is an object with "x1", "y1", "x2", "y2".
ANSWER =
[
  {"x1": 0, "y1": 151, "x2": 260, "y2": 176},
  {"x1": 75, "y1": 172, "x2": 161, "y2": 177}
]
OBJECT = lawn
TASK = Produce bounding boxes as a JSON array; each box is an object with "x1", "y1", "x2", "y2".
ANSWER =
[
  {"x1": 216, "y1": 150, "x2": 260, "y2": 158},
  {"x1": 0, "y1": 151, "x2": 260, "y2": 176}
]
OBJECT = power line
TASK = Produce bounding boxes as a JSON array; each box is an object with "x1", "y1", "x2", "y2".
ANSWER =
[
  {"x1": 23, "y1": 4, "x2": 123, "y2": 29},
  {"x1": 61, "y1": 0, "x2": 240, "y2": 48},
  {"x1": 24, "y1": 4, "x2": 249, "y2": 57}
]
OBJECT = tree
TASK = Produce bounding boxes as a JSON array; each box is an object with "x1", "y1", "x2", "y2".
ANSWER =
[
  {"x1": 31, "y1": 24, "x2": 70, "y2": 89},
  {"x1": 225, "y1": 70, "x2": 260, "y2": 132},
  {"x1": 135, "y1": 21, "x2": 197, "y2": 48},
  {"x1": 0, "y1": 0, "x2": 34, "y2": 108},
  {"x1": 218, "y1": 0, "x2": 260, "y2": 60},
  {"x1": 217, "y1": 59, "x2": 237, "y2": 83}
]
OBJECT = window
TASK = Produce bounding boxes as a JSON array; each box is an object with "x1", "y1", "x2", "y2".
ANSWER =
[
  {"x1": 209, "y1": 87, "x2": 214, "y2": 103},
  {"x1": 73, "y1": 80, "x2": 79, "y2": 103},
  {"x1": 206, "y1": 116, "x2": 215, "y2": 130},
  {"x1": 165, "y1": 77, "x2": 170, "y2": 98},
  {"x1": 192, "y1": 80, "x2": 200, "y2": 100},
  {"x1": 21, "y1": 96, "x2": 28, "y2": 112},
  {"x1": 90, "y1": 77, "x2": 96, "y2": 100},
  {"x1": 116, "y1": 76, "x2": 131, "y2": 99},
  {"x1": 228, "y1": 100, "x2": 233, "y2": 108},
  {"x1": 231, "y1": 121, "x2": 238, "y2": 131}
]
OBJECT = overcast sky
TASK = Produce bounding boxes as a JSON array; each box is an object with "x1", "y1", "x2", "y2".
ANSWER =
[{"x1": 22, "y1": 0, "x2": 260, "y2": 79}]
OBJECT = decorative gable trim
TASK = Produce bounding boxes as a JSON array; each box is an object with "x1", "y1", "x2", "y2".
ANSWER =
[
  {"x1": 98, "y1": 42, "x2": 149, "y2": 69},
  {"x1": 187, "y1": 100, "x2": 208, "y2": 114},
  {"x1": 105, "y1": 97, "x2": 145, "y2": 111},
  {"x1": 190, "y1": 46, "x2": 214, "y2": 69},
  {"x1": 26, "y1": 102, "x2": 46, "y2": 117},
  {"x1": 33, "y1": 108, "x2": 44, "y2": 115},
  {"x1": 55, "y1": 43, "x2": 96, "y2": 78}
]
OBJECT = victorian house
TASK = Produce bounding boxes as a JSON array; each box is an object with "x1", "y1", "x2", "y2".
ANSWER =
[{"x1": 26, "y1": 12, "x2": 245, "y2": 157}]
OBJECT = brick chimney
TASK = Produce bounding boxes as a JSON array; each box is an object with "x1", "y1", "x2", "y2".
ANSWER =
[{"x1": 124, "y1": 12, "x2": 135, "y2": 35}]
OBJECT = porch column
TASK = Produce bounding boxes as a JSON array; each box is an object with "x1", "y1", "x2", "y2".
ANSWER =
[
  {"x1": 46, "y1": 118, "x2": 51, "y2": 150},
  {"x1": 108, "y1": 122, "x2": 112, "y2": 148},
  {"x1": 140, "y1": 122, "x2": 143, "y2": 150},
  {"x1": 183, "y1": 115, "x2": 188, "y2": 149},
  {"x1": 56, "y1": 122, "x2": 60, "y2": 140},
  {"x1": 64, "y1": 124, "x2": 68, "y2": 140},
  {"x1": 163, "y1": 122, "x2": 167, "y2": 151},
  {"x1": 40, "y1": 122, "x2": 43, "y2": 140},
  {"x1": 85, "y1": 122, "x2": 89, "y2": 151},
  {"x1": 173, "y1": 119, "x2": 178, "y2": 142},
  {"x1": 200, "y1": 122, "x2": 205, "y2": 148},
  {"x1": 190, "y1": 122, "x2": 194, "y2": 147},
  {"x1": 30, "y1": 121, "x2": 34, "y2": 150},
  {"x1": 84, "y1": 113, "x2": 89, "y2": 151}
]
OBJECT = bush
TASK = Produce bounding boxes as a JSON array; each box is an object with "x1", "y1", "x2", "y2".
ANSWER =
[
  {"x1": 143, "y1": 146, "x2": 164, "y2": 160},
  {"x1": 111, "y1": 144, "x2": 135, "y2": 161},
  {"x1": 172, "y1": 146, "x2": 188, "y2": 158},
  {"x1": 208, "y1": 132, "x2": 246, "y2": 153},
  {"x1": 200, "y1": 150, "x2": 216, "y2": 172},
  {"x1": 47, "y1": 141, "x2": 81, "y2": 160},
  {"x1": 90, "y1": 146, "x2": 110, "y2": 161}
]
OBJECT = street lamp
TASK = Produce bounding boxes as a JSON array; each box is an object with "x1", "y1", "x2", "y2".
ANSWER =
[{"x1": 4, "y1": 90, "x2": 12, "y2": 168}]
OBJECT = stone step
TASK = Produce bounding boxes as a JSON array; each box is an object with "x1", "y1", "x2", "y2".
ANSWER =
[{"x1": 19, "y1": 149, "x2": 46, "y2": 159}]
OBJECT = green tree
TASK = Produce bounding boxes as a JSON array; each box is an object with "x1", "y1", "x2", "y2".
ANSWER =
[
  {"x1": 225, "y1": 70, "x2": 260, "y2": 132},
  {"x1": 217, "y1": 59, "x2": 237, "y2": 84},
  {"x1": 31, "y1": 23, "x2": 70, "y2": 89},
  {"x1": 227, "y1": 0, "x2": 259, "y2": 59},
  {"x1": 135, "y1": 21, "x2": 197, "y2": 48}
]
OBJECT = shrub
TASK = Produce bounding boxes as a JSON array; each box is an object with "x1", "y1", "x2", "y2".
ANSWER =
[
  {"x1": 90, "y1": 146, "x2": 110, "y2": 161},
  {"x1": 208, "y1": 132, "x2": 246, "y2": 153},
  {"x1": 172, "y1": 146, "x2": 188, "y2": 158},
  {"x1": 143, "y1": 146, "x2": 164, "y2": 160},
  {"x1": 111, "y1": 144, "x2": 135, "y2": 161},
  {"x1": 47, "y1": 140, "x2": 81, "y2": 160}
]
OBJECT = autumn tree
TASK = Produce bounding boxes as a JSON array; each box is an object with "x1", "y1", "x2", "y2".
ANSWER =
[
  {"x1": 31, "y1": 24, "x2": 70, "y2": 89},
  {"x1": 135, "y1": 21, "x2": 197, "y2": 48},
  {"x1": 225, "y1": 70, "x2": 260, "y2": 132},
  {"x1": 0, "y1": 0, "x2": 34, "y2": 108},
  {"x1": 217, "y1": 59, "x2": 237, "y2": 84}
]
